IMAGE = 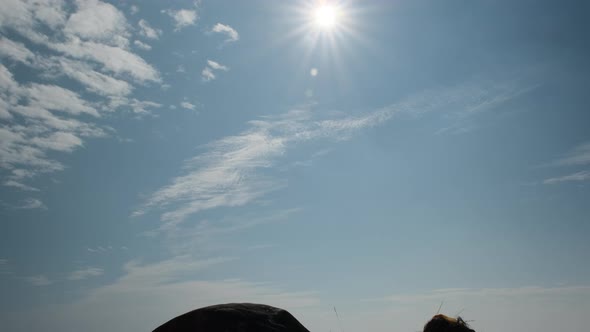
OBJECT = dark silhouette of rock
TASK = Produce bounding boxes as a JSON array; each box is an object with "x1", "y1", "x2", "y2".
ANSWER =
[
  {"x1": 153, "y1": 303, "x2": 311, "y2": 332},
  {"x1": 423, "y1": 314, "x2": 475, "y2": 332}
]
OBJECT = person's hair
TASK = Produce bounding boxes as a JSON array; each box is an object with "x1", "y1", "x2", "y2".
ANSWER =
[{"x1": 423, "y1": 314, "x2": 474, "y2": 332}]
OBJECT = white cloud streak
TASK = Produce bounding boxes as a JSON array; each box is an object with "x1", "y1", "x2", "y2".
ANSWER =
[
  {"x1": 56, "y1": 57, "x2": 133, "y2": 97},
  {"x1": 160, "y1": 209, "x2": 301, "y2": 254},
  {"x1": 435, "y1": 81, "x2": 537, "y2": 135},
  {"x1": 17, "y1": 198, "x2": 47, "y2": 210},
  {"x1": 68, "y1": 267, "x2": 104, "y2": 281},
  {"x1": 211, "y1": 23, "x2": 239, "y2": 43},
  {"x1": 135, "y1": 79, "x2": 535, "y2": 228},
  {"x1": 135, "y1": 107, "x2": 396, "y2": 226},
  {"x1": 207, "y1": 60, "x2": 228, "y2": 71},
  {"x1": 138, "y1": 19, "x2": 161, "y2": 40},
  {"x1": 3, "y1": 180, "x2": 40, "y2": 191},
  {"x1": 201, "y1": 60, "x2": 229, "y2": 82},
  {"x1": 542, "y1": 142, "x2": 590, "y2": 185},
  {"x1": 87, "y1": 246, "x2": 113, "y2": 253},
  {"x1": 133, "y1": 39, "x2": 151, "y2": 50},
  {"x1": 550, "y1": 142, "x2": 590, "y2": 167},
  {"x1": 544, "y1": 170, "x2": 590, "y2": 184}
]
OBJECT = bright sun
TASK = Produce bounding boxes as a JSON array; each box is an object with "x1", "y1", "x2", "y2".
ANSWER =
[{"x1": 314, "y1": 5, "x2": 338, "y2": 28}]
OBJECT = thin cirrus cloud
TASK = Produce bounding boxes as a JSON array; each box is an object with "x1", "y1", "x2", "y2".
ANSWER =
[
  {"x1": 542, "y1": 141, "x2": 590, "y2": 184},
  {"x1": 25, "y1": 275, "x2": 52, "y2": 286},
  {"x1": 67, "y1": 267, "x2": 104, "y2": 281},
  {"x1": 435, "y1": 80, "x2": 538, "y2": 135},
  {"x1": 211, "y1": 23, "x2": 239, "y2": 43},
  {"x1": 159, "y1": 209, "x2": 301, "y2": 255},
  {"x1": 87, "y1": 246, "x2": 113, "y2": 253},
  {"x1": 17, "y1": 198, "x2": 47, "y2": 210},
  {"x1": 140, "y1": 107, "x2": 392, "y2": 225},
  {"x1": 544, "y1": 171, "x2": 590, "y2": 184},
  {"x1": 3, "y1": 180, "x2": 39, "y2": 192},
  {"x1": 0, "y1": 0, "x2": 162, "y2": 193},
  {"x1": 134, "y1": 78, "x2": 534, "y2": 228},
  {"x1": 549, "y1": 141, "x2": 590, "y2": 167},
  {"x1": 201, "y1": 60, "x2": 229, "y2": 82}
]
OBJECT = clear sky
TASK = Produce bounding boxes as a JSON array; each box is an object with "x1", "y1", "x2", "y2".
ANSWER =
[{"x1": 1, "y1": 0, "x2": 589, "y2": 331}]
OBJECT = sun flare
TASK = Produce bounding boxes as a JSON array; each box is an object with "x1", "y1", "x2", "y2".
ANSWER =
[{"x1": 313, "y1": 5, "x2": 338, "y2": 28}]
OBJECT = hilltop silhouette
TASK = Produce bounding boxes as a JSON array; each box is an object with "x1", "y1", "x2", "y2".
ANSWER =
[
  {"x1": 153, "y1": 303, "x2": 475, "y2": 332},
  {"x1": 153, "y1": 303, "x2": 310, "y2": 332}
]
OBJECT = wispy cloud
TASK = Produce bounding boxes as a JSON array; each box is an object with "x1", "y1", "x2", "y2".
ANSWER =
[
  {"x1": 549, "y1": 142, "x2": 590, "y2": 167},
  {"x1": 135, "y1": 79, "x2": 534, "y2": 227},
  {"x1": 3, "y1": 180, "x2": 40, "y2": 191},
  {"x1": 87, "y1": 245, "x2": 115, "y2": 253},
  {"x1": 210, "y1": 23, "x2": 239, "y2": 43},
  {"x1": 163, "y1": 8, "x2": 198, "y2": 31},
  {"x1": 117, "y1": 256, "x2": 235, "y2": 287},
  {"x1": 138, "y1": 19, "x2": 162, "y2": 39},
  {"x1": 133, "y1": 40, "x2": 151, "y2": 50},
  {"x1": 17, "y1": 198, "x2": 47, "y2": 210},
  {"x1": 134, "y1": 107, "x2": 395, "y2": 226},
  {"x1": 542, "y1": 141, "x2": 590, "y2": 185},
  {"x1": 543, "y1": 170, "x2": 590, "y2": 184},
  {"x1": 26, "y1": 275, "x2": 52, "y2": 286},
  {"x1": 159, "y1": 209, "x2": 301, "y2": 254},
  {"x1": 68, "y1": 267, "x2": 104, "y2": 281},
  {"x1": 207, "y1": 60, "x2": 229, "y2": 71},
  {"x1": 435, "y1": 81, "x2": 537, "y2": 135},
  {"x1": 247, "y1": 244, "x2": 275, "y2": 250},
  {"x1": 201, "y1": 60, "x2": 229, "y2": 81},
  {"x1": 180, "y1": 101, "x2": 196, "y2": 110}
]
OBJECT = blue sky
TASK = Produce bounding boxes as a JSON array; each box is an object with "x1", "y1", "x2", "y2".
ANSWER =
[{"x1": 1, "y1": 0, "x2": 589, "y2": 331}]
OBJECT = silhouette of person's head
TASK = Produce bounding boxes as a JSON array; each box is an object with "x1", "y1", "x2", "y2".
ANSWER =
[{"x1": 423, "y1": 314, "x2": 475, "y2": 332}]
